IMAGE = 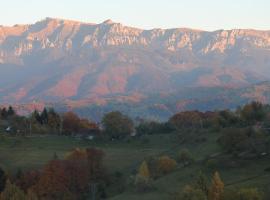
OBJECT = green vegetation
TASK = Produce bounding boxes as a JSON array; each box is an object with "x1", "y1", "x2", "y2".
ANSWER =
[{"x1": 0, "y1": 101, "x2": 270, "y2": 199}]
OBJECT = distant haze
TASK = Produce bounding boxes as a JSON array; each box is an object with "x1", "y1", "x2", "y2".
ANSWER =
[{"x1": 0, "y1": 0, "x2": 269, "y2": 31}]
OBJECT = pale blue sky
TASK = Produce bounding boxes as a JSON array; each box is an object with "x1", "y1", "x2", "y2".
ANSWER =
[{"x1": 0, "y1": 0, "x2": 269, "y2": 30}]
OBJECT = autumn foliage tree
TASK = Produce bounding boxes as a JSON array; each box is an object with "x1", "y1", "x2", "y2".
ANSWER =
[
  {"x1": 102, "y1": 111, "x2": 134, "y2": 139},
  {"x1": 62, "y1": 112, "x2": 99, "y2": 135},
  {"x1": 177, "y1": 149, "x2": 194, "y2": 167},
  {"x1": 157, "y1": 156, "x2": 177, "y2": 175},
  {"x1": 177, "y1": 185, "x2": 207, "y2": 200},
  {"x1": 208, "y1": 172, "x2": 224, "y2": 200},
  {"x1": 33, "y1": 148, "x2": 106, "y2": 200},
  {"x1": 240, "y1": 101, "x2": 266, "y2": 124},
  {"x1": 15, "y1": 170, "x2": 40, "y2": 193},
  {"x1": 135, "y1": 161, "x2": 151, "y2": 192},
  {"x1": 62, "y1": 112, "x2": 81, "y2": 135},
  {"x1": 34, "y1": 159, "x2": 73, "y2": 200}
]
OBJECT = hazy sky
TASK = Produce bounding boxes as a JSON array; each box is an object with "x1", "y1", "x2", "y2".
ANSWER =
[{"x1": 0, "y1": 0, "x2": 269, "y2": 30}]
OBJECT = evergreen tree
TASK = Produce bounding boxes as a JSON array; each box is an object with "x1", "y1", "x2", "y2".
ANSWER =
[
  {"x1": 40, "y1": 108, "x2": 48, "y2": 125},
  {"x1": 1, "y1": 108, "x2": 8, "y2": 119},
  {"x1": 32, "y1": 110, "x2": 42, "y2": 124},
  {"x1": 7, "y1": 106, "x2": 15, "y2": 117},
  {"x1": 0, "y1": 167, "x2": 6, "y2": 192}
]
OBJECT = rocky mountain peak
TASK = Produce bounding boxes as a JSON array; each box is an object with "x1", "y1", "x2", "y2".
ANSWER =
[{"x1": 102, "y1": 19, "x2": 115, "y2": 25}]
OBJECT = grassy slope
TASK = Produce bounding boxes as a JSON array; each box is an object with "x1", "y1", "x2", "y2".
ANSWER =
[{"x1": 0, "y1": 131, "x2": 270, "y2": 200}]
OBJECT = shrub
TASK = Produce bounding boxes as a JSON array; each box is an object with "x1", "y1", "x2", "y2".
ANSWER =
[
  {"x1": 222, "y1": 188, "x2": 263, "y2": 200},
  {"x1": 157, "y1": 156, "x2": 177, "y2": 175},
  {"x1": 175, "y1": 185, "x2": 207, "y2": 200},
  {"x1": 177, "y1": 149, "x2": 194, "y2": 166},
  {"x1": 237, "y1": 188, "x2": 263, "y2": 200}
]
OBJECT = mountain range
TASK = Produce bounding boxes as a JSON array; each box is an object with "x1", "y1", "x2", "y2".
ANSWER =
[{"x1": 0, "y1": 18, "x2": 270, "y2": 120}]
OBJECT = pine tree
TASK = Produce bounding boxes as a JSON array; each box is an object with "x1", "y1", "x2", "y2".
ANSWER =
[
  {"x1": 1, "y1": 108, "x2": 8, "y2": 119},
  {"x1": 40, "y1": 108, "x2": 48, "y2": 125},
  {"x1": 32, "y1": 110, "x2": 42, "y2": 124},
  {"x1": 7, "y1": 106, "x2": 15, "y2": 117},
  {"x1": 0, "y1": 167, "x2": 6, "y2": 192},
  {"x1": 208, "y1": 172, "x2": 224, "y2": 200}
]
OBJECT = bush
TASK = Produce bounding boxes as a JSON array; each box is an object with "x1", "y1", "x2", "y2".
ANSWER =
[
  {"x1": 205, "y1": 159, "x2": 219, "y2": 170},
  {"x1": 237, "y1": 188, "x2": 263, "y2": 200},
  {"x1": 157, "y1": 156, "x2": 177, "y2": 175},
  {"x1": 177, "y1": 149, "x2": 194, "y2": 166},
  {"x1": 175, "y1": 185, "x2": 207, "y2": 200},
  {"x1": 222, "y1": 188, "x2": 263, "y2": 200}
]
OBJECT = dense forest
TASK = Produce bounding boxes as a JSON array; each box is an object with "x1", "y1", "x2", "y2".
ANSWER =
[{"x1": 0, "y1": 101, "x2": 270, "y2": 199}]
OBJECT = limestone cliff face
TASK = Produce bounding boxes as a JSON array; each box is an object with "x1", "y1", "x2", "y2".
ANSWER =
[
  {"x1": 0, "y1": 18, "x2": 269, "y2": 59},
  {"x1": 0, "y1": 18, "x2": 269, "y2": 104}
]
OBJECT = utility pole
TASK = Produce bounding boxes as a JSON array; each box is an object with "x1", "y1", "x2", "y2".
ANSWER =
[{"x1": 29, "y1": 118, "x2": 32, "y2": 136}]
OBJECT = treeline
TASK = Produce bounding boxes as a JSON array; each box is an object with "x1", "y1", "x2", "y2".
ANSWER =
[
  {"x1": 1, "y1": 102, "x2": 270, "y2": 141},
  {"x1": 0, "y1": 107, "x2": 99, "y2": 136},
  {"x1": 137, "y1": 102, "x2": 270, "y2": 157},
  {"x1": 136, "y1": 101, "x2": 270, "y2": 135}
]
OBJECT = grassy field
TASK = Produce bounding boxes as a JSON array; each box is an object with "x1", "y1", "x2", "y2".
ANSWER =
[{"x1": 0, "y1": 131, "x2": 270, "y2": 200}]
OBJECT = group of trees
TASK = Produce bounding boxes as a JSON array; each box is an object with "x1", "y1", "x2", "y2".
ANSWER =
[
  {"x1": 169, "y1": 101, "x2": 270, "y2": 130},
  {"x1": 0, "y1": 107, "x2": 136, "y2": 138},
  {"x1": 30, "y1": 109, "x2": 100, "y2": 136},
  {"x1": 176, "y1": 171, "x2": 263, "y2": 200},
  {"x1": 135, "y1": 101, "x2": 270, "y2": 137},
  {"x1": 0, "y1": 148, "x2": 108, "y2": 200},
  {"x1": 135, "y1": 155, "x2": 178, "y2": 191},
  {"x1": 0, "y1": 107, "x2": 100, "y2": 136},
  {"x1": 0, "y1": 106, "x2": 15, "y2": 120},
  {"x1": 218, "y1": 127, "x2": 268, "y2": 156}
]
